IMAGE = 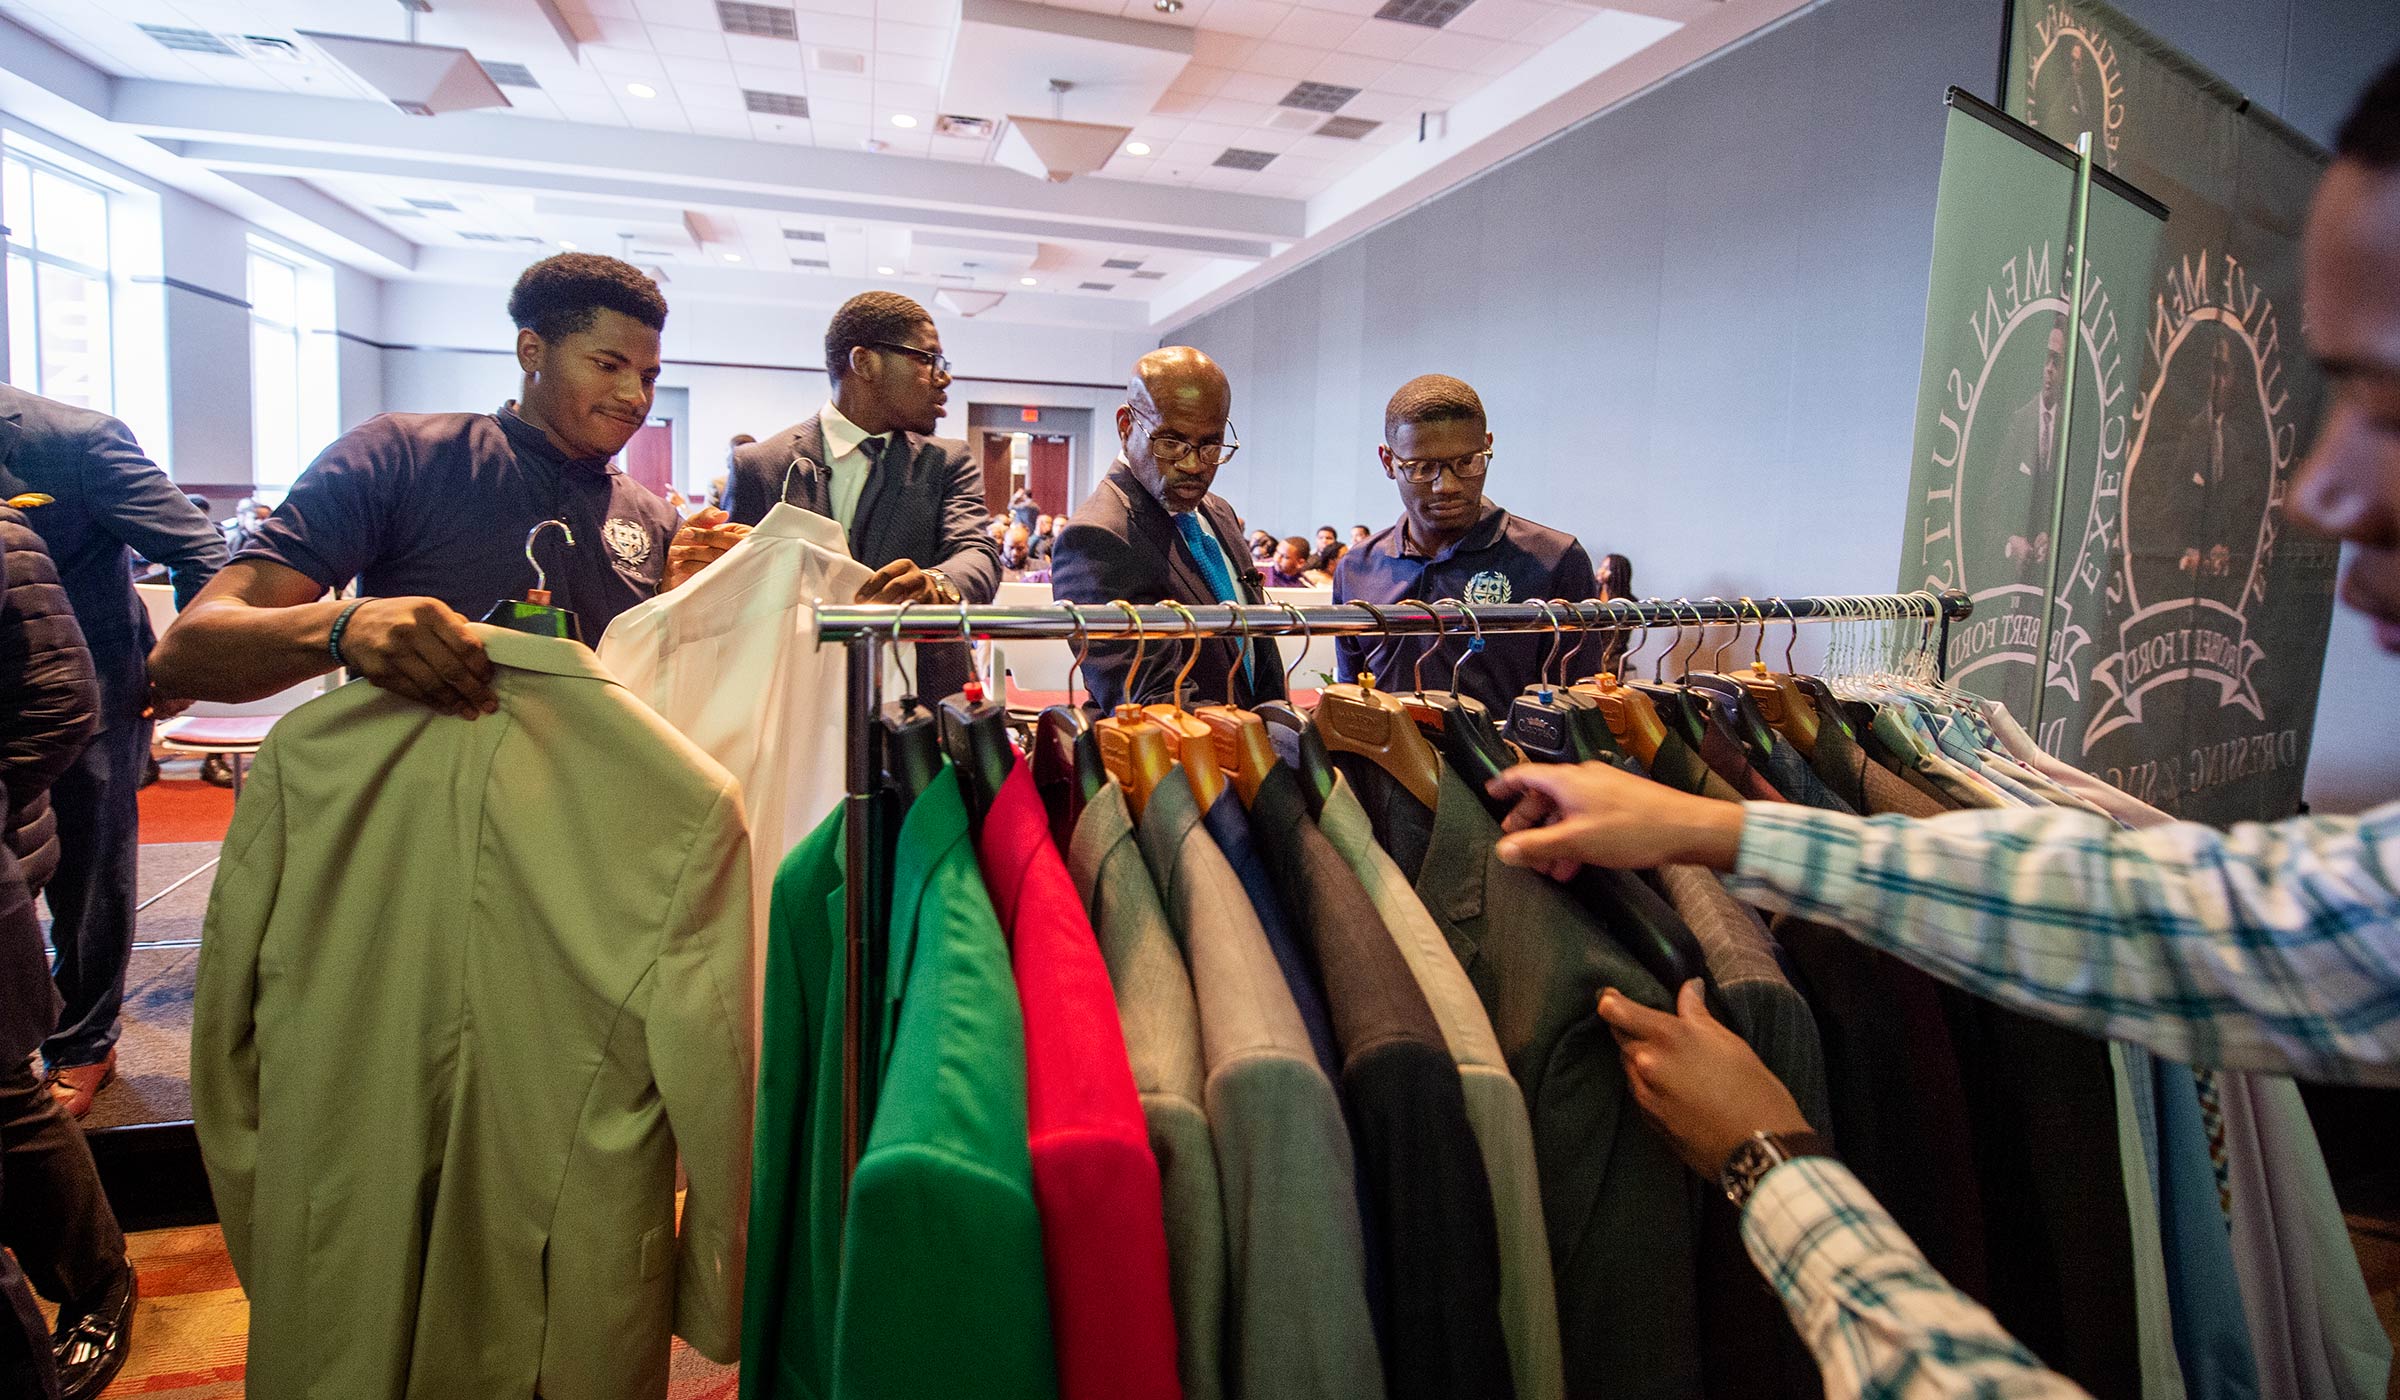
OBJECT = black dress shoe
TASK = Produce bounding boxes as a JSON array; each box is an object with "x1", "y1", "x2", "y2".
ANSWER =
[{"x1": 52, "y1": 1266, "x2": 133, "y2": 1400}]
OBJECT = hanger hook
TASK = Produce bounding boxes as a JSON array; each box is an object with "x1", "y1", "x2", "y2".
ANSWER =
[
  {"x1": 1656, "y1": 598, "x2": 1691, "y2": 683},
  {"x1": 1279, "y1": 602, "x2": 1313, "y2": 693},
  {"x1": 1740, "y1": 597, "x2": 1766, "y2": 667},
  {"x1": 1397, "y1": 598, "x2": 1444, "y2": 692},
  {"x1": 1443, "y1": 599, "x2": 1486, "y2": 695},
  {"x1": 888, "y1": 598, "x2": 919, "y2": 703},
  {"x1": 1222, "y1": 600, "x2": 1251, "y2": 705},
  {"x1": 1775, "y1": 597, "x2": 1799, "y2": 672},
  {"x1": 1059, "y1": 600, "x2": 1090, "y2": 711},
  {"x1": 1616, "y1": 598, "x2": 1650, "y2": 679},
  {"x1": 1532, "y1": 598, "x2": 1566, "y2": 695},
  {"x1": 1704, "y1": 596, "x2": 1736, "y2": 672},
  {"x1": 1164, "y1": 600, "x2": 1203, "y2": 708},
  {"x1": 526, "y1": 518, "x2": 573, "y2": 595},
  {"x1": 1113, "y1": 600, "x2": 1148, "y2": 704}
]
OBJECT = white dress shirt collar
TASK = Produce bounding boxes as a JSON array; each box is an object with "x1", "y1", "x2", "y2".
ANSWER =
[{"x1": 820, "y1": 401, "x2": 884, "y2": 460}]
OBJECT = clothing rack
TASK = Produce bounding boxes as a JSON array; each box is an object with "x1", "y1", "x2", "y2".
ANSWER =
[{"x1": 815, "y1": 588, "x2": 1974, "y2": 1196}]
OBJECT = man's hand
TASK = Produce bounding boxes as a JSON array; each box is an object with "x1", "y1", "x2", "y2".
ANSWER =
[
  {"x1": 141, "y1": 682, "x2": 193, "y2": 722},
  {"x1": 338, "y1": 597, "x2": 497, "y2": 719},
  {"x1": 663, "y1": 506, "x2": 750, "y2": 592},
  {"x1": 1484, "y1": 762, "x2": 1747, "y2": 877},
  {"x1": 854, "y1": 558, "x2": 944, "y2": 605},
  {"x1": 1596, "y1": 979, "x2": 1815, "y2": 1179}
]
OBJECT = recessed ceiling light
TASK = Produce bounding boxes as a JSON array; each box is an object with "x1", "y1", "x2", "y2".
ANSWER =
[
  {"x1": 1125, "y1": 141, "x2": 1151, "y2": 156},
  {"x1": 1155, "y1": 0, "x2": 1183, "y2": 12},
  {"x1": 723, "y1": 252, "x2": 743, "y2": 263},
  {"x1": 1019, "y1": 276, "x2": 1037, "y2": 286},
  {"x1": 877, "y1": 265, "x2": 896, "y2": 275},
  {"x1": 559, "y1": 240, "x2": 578, "y2": 250},
  {"x1": 890, "y1": 113, "x2": 918, "y2": 129},
  {"x1": 625, "y1": 82, "x2": 657, "y2": 99}
]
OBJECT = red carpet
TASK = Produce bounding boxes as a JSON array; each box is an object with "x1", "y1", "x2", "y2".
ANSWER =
[{"x1": 139, "y1": 780, "x2": 234, "y2": 846}]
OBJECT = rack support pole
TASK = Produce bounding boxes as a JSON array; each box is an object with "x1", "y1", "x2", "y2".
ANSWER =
[{"x1": 839, "y1": 629, "x2": 882, "y2": 1206}]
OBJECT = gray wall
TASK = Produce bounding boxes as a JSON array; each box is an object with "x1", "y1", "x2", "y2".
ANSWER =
[{"x1": 1168, "y1": 0, "x2": 2400, "y2": 814}]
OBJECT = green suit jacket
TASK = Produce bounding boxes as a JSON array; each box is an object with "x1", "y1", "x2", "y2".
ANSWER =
[
  {"x1": 192, "y1": 626, "x2": 753, "y2": 1400},
  {"x1": 743, "y1": 764, "x2": 1057, "y2": 1400}
]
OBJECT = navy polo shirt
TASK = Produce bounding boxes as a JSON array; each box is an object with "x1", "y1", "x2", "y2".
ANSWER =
[
  {"x1": 238, "y1": 405, "x2": 679, "y2": 639},
  {"x1": 1331, "y1": 500, "x2": 1599, "y2": 716}
]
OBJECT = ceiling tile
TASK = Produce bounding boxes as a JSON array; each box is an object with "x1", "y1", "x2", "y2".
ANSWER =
[
  {"x1": 662, "y1": 54, "x2": 740, "y2": 84},
  {"x1": 1150, "y1": 89, "x2": 1208, "y2": 116},
  {"x1": 722, "y1": 31, "x2": 806, "y2": 64},
  {"x1": 1443, "y1": 0, "x2": 1551, "y2": 38},
  {"x1": 681, "y1": 81, "x2": 750, "y2": 108},
  {"x1": 1216, "y1": 70, "x2": 1289, "y2": 103},
  {"x1": 873, "y1": 81, "x2": 943, "y2": 108},
  {"x1": 807, "y1": 97, "x2": 872, "y2": 123},
  {"x1": 793, "y1": 12, "x2": 876, "y2": 45},
  {"x1": 586, "y1": 45, "x2": 670, "y2": 76},
  {"x1": 1340, "y1": 17, "x2": 1426, "y2": 56},
  {"x1": 875, "y1": 0, "x2": 957, "y2": 23},
  {"x1": 1468, "y1": 38, "x2": 1536, "y2": 73},
  {"x1": 578, "y1": 0, "x2": 645, "y2": 15},
  {"x1": 1244, "y1": 41, "x2": 1326, "y2": 78},
  {"x1": 1371, "y1": 59, "x2": 1453, "y2": 97},
  {"x1": 1170, "y1": 118, "x2": 1254, "y2": 146},
  {"x1": 578, "y1": 14, "x2": 654, "y2": 45},
  {"x1": 753, "y1": 112, "x2": 817, "y2": 140},
  {"x1": 648, "y1": 23, "x2": 732, "y2": 57},
  {"x1": 1514, "y1": 6, "x2": 1586, "y2": 45},
  {"x1": 553, "y1": 95, "x2": 634, "y2": 123},
  {"x1": 1196, "y1": 0, "x2": 1290, "y2": 37},
  {"x1": 1196, "y1": 97, "x2": 1273, "y2": 125},
  {"x1": 1188, "y1": 30, "x2": 1255, "y2": 66},
  {"x1": 1168, "y1": 62, "x2": 1230, "y2": 96},
  {"x1": 1307, "y1": 51, "x2": 1392, "y2": 86},
  {"x1": 1129, "y1": 116, "x2": 1188, "y2": 141},
  {"x1": 1267, "y1": 6, "x2": 1358, "y2": 46},
  {"x1": 874, "y1": 19, "x2": 950, "y2": 54},
  {"x1": 796, "y1": 0, "x2": 876, "y2": 14},
  {"x1": 810, "y1": 123, "x2": 871, "y2": 147},
  {"x1": 1336, "y1": 88, "x2": 1420, "y2": 120},
  {"x1": 526, "y1": 62, "x2": 611, "y2": 93},
  {"x1": 806, "y1": 73, "x2": 873, "y2": 102},
  {"x1": 625, "y1": 104, "x2": 697, "y2": 132},
  {"x1": 877, "y1": 54, "x2": 945, "y2": 85},
  {"x1": 689, "y1": 108, "x2": 756, "y2": 133},
  {"x1": 1405, "y1": 29, "x2": 1502, "y2": 69},
  {"x1": 632, "y1": 0, "x2": 721, "y2": 25}
]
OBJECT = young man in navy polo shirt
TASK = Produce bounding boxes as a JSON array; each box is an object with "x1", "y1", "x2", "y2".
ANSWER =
[
  {"x1": 1333, "y1": 374, "x2": 1601, "y2": 714},
  {"x1": 151, "y1": 254, "x2": 741, "y2": 718}
]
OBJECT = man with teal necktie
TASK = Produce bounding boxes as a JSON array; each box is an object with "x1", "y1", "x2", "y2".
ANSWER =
[{"x1": 1051, "y1": 347, "x2": 1287, "y2": 712}]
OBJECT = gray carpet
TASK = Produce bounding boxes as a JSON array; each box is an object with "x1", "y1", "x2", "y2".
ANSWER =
[{"x1": 57, "y1": 841, "x2": 219, "y2": 1131}]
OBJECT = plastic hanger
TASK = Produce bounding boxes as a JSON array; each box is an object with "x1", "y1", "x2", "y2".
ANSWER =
[
  {"x1": 1629, "y1": 599, "x2": 1710, "y2": 747},
  {"x1": 1033, "y1": 601, "x2": 1106, "y2": 843},
  {"x1": 1137, "y1": 601, "x2": 1227, "y2": 810},
  {"x1": 1253, "y1": 603, "x2": 1336, "y2": 816},
  {"x1": 937, "y1": 602, "x2": 1014, "y2": 830},
  {"x1": 1506, "y1": 600, "x2": 1616, "y2": 762},
  {"x1": 1095, "y1": 602, "x2": 1176, "y2": 817},
  {"x1": 1194, "y1": 602, "x2": 1279, "y2": 806},
  {"x1": 1310, "y1": 601, "x2": 1443, "y2": 811},
  {"x1": 482, "y1": 519, "x2": 584, "y2": 641},
  {"x1": 876, "y1": 601, "x2": 943, "y2": 806},
  {"x1": 1396, "y1": 599, "x2": 1518, "y2": 781},
  {"x1": 1681, "y1": 598, "x2": 1783, "y2": 762}
]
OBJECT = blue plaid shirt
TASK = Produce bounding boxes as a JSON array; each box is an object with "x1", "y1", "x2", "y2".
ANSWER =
[{"x1": 1724, "y1": 798, "x2": 2400, "y2": 1397}]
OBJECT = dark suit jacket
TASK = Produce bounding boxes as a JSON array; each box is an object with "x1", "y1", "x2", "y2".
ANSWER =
[
  {"x1": 1049, "y1": 462, "x2": 1286, "y2": 712},
  {"x1": 0, "y1": 384, "x2": 225, "y2": 730},
  {"x1": 0, "y1": 508, "x2": 98, "y2": 894},
  {"x1": 724, "y1": 412, "x2": 1000, "y2": 699}
]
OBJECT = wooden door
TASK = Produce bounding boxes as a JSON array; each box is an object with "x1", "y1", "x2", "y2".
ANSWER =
[
  {"x1": 620, "y1": 423, "x2": 674, "y2": 499},
  {"x1": 1028, "y1": 434, "x2": 1070, "y2": 515},
  {"x1": 980, "y1": 433, "x2": 1013, "y2": 515}
]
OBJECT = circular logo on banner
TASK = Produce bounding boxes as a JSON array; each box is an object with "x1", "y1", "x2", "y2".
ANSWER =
[
  {"x1": 2024, "y1": 2, "x2": 2125, "y2": 166},
  {"x1": 1464, "y1": 570, "x2": 1513, "y2": 606},
  {"x1": 603, "y1": 516, "x2": 654, "y2": 569}
]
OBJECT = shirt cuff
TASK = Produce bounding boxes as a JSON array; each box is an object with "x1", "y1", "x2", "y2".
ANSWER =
[
  {"x1": 1739, "y1": 1155, "x2": 1911, "y2": 1302},
  {"x1": 1723, "y1": 803, "x2": 1871, "y2": 924}
]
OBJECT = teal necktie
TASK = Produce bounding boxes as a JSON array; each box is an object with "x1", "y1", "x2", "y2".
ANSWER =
[{"x1": 1171, "y1": 510, "x2": 1253, "y2": 686}]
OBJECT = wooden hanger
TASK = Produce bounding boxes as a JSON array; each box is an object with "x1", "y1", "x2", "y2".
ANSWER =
[
  {"x1": 1396, "y1": 599, "x2": 1519, "y2": 776},
  {"x1": 1311, "y1": 602, "x2": 1442, "y2": 810},
  {"x1": 1095, "y1": 602, "x2": 1174, "y2": 816},
  {"x1": 1194, "y1": 602, "x2": 1278, "y2": 805},
  {"x1": 1569, "y1": 602, "x2": 1673, "y2": 764},
  {"x1": 1745, "y1": 596, "x2": 1823, "y2": 755},
  {"x1": 1138, "y1": 601, "x2": 1226, "y2": 810}
]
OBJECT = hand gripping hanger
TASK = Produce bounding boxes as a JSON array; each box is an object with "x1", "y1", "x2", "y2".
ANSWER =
[{"x1": 483, "y1": 519, "x2": 584, "y2": 641}]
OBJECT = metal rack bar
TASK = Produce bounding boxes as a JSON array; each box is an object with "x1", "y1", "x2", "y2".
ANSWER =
[{"x1": 825, "y1": 588, "x2": 1971, "y2": 1191}]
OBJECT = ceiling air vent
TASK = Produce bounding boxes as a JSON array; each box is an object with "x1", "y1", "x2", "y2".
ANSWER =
[
  {"x1": 809, "y1": 46, "x2": 868, "y2": 76},
  {"x1": 1317, "y1": 116, "x2": 1381, "y2": 139},
  {"x1": 375, "y1": 206, "x2": 428, "y2": 217},
  {"x1": 1213, "y1": 147, "x2": 1277, "y2": 171},
  {"x1": 782, "y1": 228, "x2": 827, "y2": 241},
  {"x1": 744, "y1": 89, "x2": 811, "y2": 118},
  {"x1": 1279, "y1": 81, "x2": 1358, "y2": 113},
  {"x1": 1131, "y1": 269, "x2": 1167, "y2": 279},
  {"x1": 404, "y1": 197, "x2": 460, "y2": 211},
  {"x1": 936, "y1": 114, "x2": 995, "y2": 139},
  {"x1": 1372, "y1": 0, "x2": 1475, "y2": 28},
  {"x1": 480, "y1": 61, "x2": 539, "y2": 88},
  {"x1": 458, "y1": 231, "x2": 514, "y2": 242},
  {"x1": 792, "y1": 258, "x2": 831, "y2": 268},
  {"x1": 718, "y1": 2, "x2": 799, "y2": 40},
  {"x1": 235, "y1": 35, "x2": 305, "y2": 63},
  {"x1": 1078, "y1": 282, "x2": 1115, "y2": 291},
  {"x1": 1102, "y1": 258, "x2": 1143, "y2": 270},
  {"x1": 139, "y1": 24, "x2": 237, "y2": 56}
]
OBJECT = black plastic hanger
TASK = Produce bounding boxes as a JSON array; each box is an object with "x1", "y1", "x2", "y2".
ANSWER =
[
  {"x1": 877, "y1": 601, "x2": 942, "y2": 806},
  {"x1": 1682, "y1": 604, "x2": 1783, "y2": 762},
  {"x1": 1394, "y1": 600, "x2": 1518, "y2": 780},
  {"x1": 1033, "y1": 601, "x2": 1105, "y2": 846},
  {"x1": 482, "y1": 519, "x2": 584, "y2": 642},
  {"x1": 936, "y1": 603, "x2": 1013, "y2": 829},
  {"x1": 1507, "y1": 600, "x2": 1622, "y2": 762},
  {"x1": 1253, "y1": 603, "x2": 1334, "y2": 815}
]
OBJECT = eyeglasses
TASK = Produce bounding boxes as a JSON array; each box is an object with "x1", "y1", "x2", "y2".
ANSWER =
[
  {"x1": 1134, "y1": 410, "x2": 1241, "y2": 467},
  {"x1": 871, "y1": 341, "x2": 951, "y2": 377},
  {"x1": 1383, "y1": 448, "x2": 1492, "y2": 484}
]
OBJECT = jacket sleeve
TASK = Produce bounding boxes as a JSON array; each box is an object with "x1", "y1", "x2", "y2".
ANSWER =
[
  {"x1": 190, "y1": 737, "x2": 288, "y2": 1285},
  {"x1": 0, "y1": 518, "x2": 99, "y2": 820},
  {"x1": 722, "y1": 441, "x2": 775, "y2": 528},
  {"x1": 78, "y1": 413, "x2": 227, "y2": 608},
  {"x1": 1049, "y1": 515, "x2": 1167, "y2": 712},
  {"x1": 647, "y1": 783, "x2": 756, "y2": 1364},
  {"x1": 929, "y1": 444, "x2": 1001, "y2": 603}
]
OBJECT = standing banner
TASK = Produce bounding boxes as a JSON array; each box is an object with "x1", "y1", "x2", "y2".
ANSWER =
[
  {"x1": 2000, "y1": 1, "x2": 2337, "y2": 823},
  {"x1": 1900, "y1": 90, "x2": 2166, "y2": 778}
]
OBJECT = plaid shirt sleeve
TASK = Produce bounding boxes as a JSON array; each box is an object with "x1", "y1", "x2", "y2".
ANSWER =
[
  {"x1": 1723, "y1": 799, "x2": 2400, "y2": 1085},
  {"x1": 1742, "y1": 1157, "x2": 2090, "y2": 1398}
]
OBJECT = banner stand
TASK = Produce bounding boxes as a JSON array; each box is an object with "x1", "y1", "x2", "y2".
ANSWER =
[{"x1": 2030, "y1": 129, "x2": 2097, "y2": 738}]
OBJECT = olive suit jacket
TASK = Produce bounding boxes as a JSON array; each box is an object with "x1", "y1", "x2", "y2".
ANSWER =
[{"x1": 192, "y1": 627, "x2": 754, "y2": 1400}]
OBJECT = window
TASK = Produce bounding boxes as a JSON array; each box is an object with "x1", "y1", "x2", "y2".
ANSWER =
[
  {"x1": 4, "y1": 148, "x2": 115, "y2": 411},
  {"x1": 248, "y1": 246, "x2": 304, "y2": 491}
]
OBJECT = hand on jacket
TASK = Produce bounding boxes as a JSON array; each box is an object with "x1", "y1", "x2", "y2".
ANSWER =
[
  {"x1": 1485, "y1": 762, "x2": 1747, "y2": 878},
  {"x1": 1596, "y1": 979, "x2": 1815, "y2": 1179},
  {"x1": 664, "y1": 507, "x2": 750, "y2": 593},
  {"x1": 338, "y1": 597, "x2": 497, "y2": 719}
]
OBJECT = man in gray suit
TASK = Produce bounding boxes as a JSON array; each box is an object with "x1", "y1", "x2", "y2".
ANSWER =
[{"x1": 724, "y1": 291, "x2": 999, "y2": 700}]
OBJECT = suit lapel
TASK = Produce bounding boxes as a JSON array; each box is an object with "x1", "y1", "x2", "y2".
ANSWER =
[
  {"x1": 777, "y1": 417, "x2": 831, "y2": 517},
  {"x1": 1110, "y1": 465, "x2": 1215, "y2": 606},
  {"x1": 0, "y1": 417, "x2": 23, "y2": 498}
]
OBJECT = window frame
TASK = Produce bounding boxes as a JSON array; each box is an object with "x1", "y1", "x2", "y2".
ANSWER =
[{"x1": 3, "y1": 146, "x2": 117, "y2": 412}]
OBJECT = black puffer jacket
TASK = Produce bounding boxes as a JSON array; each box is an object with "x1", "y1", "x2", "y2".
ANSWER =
[{"x1": 0, "y1": 504, "x2": 100, "y2": 893}]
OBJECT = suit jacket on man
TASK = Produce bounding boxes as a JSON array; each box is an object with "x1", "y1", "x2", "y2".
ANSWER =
[
  {"x1": 1050, "y1": 461, "x2": 1286, "y2": 712},
  {"x1": 0, "y1": 384, "x2": 224, "y2": 730},
  {"x1": 723, "y1": 413, "x2": 999, "y2": 701}
]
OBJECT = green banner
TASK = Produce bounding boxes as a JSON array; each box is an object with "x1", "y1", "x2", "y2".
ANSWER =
[
  {"x1": 1901, "y1": 94, "x2": 2166, "y2": 768},
  {"x1": 1998, "y1": 2, "x2": 2339, "y2": 823}
]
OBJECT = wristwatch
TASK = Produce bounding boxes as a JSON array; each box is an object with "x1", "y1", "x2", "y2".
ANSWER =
[
  {"x1": 1718, "y1": 1130, "x2": 1833, "y2": 1209},
  {"x1": 923, "y1": 568, "x2": 959, "y2": 605}
]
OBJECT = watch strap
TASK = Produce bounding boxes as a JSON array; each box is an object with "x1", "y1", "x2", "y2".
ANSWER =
[{"x1": 1721, "y1": 1129, "x2": 1833, "y2": 1209}]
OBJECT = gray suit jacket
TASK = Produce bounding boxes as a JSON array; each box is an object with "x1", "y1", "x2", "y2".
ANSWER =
[
  {"x1": 723, "y1": 412, "x2": 999, "y2": 700},
  {"x1": 0, "y1": 383, "x2": 225, "y2": 728},
  {"x1": 1133, "y1": 768, "x2": 1382, "y2": 1400}
]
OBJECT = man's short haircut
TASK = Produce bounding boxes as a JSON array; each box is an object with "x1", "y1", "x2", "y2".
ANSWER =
[
  {"x1": 2336, "y1": 51, "x2": 2400, "y2": 169},
  {"x1": 1282, "y1": 536, "x2": 1310, "y2": 553},
  {"x1": 825, "y1": 291, "x2": 932, "y2": 387},
  {"x1": 1384, "y1": 374, "x2": 1486, "y2": 442},
  {"x1": 508, "y1": 253, "x2": 667, "y2": 341}
]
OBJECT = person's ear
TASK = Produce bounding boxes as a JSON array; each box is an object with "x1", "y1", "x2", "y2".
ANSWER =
[
  {"x1": 516, "y1": 328, "x2": 545, "y2": 376},
  {"x1": 849, "y1": 344, "x2": 875, "y2": 386},
  {"x1": 1116, "y1": 403, "x2": 1135, "y2": 443}
]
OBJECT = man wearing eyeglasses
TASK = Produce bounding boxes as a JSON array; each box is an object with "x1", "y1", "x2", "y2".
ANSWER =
[
  {"x1": 726, "y1": 290, "x2": 1000, "y2": 698},
  {"x1": 1335, "y1": 375, "x2": 1601, "y2": 714},
  {"x1": 1051, "y1": 346, "x2": 1286, "y2": 711}
]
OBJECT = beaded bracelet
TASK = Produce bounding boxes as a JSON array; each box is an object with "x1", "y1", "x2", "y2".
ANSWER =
[{"x1": 328, "y1": 597, "x2": 371, "y2": 667}]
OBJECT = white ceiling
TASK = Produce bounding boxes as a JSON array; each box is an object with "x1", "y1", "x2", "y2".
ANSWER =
[{"x1": 0, "y1": 0, "x2": 1812, "y2": 325}]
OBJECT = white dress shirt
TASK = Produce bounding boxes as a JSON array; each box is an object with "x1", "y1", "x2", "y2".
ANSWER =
[{"x1": 819, "y1": 401, "x2": 886, "y2": 533}]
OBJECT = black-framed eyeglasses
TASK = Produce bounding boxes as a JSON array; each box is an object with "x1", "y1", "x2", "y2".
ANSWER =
[
  {"x1": 871, "y1": 341, "x2": 951, "y2": 376},
  {"x1": 1134, "y1": 408, "x2": 1241, "y2": 467},
  {"x1": 1383, "y1": 448, "x2": 1491, "y2": 484}
]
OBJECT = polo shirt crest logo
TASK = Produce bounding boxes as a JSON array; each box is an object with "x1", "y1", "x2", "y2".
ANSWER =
[
  {"x1": 1464, "y1": 570, "x2": 1513, "y2": 606},
  {"x1": 603, "y1": 517, "x2": 653, "y2": 568}
]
